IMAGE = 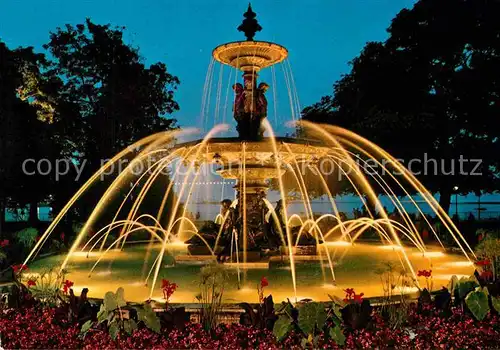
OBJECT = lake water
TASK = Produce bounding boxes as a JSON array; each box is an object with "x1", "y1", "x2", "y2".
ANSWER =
[{"x1": 6, "y1": 193, "x2": 499, "y2": 223}]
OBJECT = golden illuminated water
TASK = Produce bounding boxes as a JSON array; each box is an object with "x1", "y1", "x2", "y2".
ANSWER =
[
  {"x1": 29, "y1": 242, "x2": 473, "y2": 303},
  {"x1": 24, "y1": 121, "x2": 477, "y2": 304}
]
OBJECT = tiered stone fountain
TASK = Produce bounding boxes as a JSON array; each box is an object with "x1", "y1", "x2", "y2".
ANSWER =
[{"x1": 181, "y1": 5, "x2": 328, "y2": 260}]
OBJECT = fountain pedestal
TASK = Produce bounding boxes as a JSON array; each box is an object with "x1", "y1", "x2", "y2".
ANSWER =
[
  {"x1": 177, "y1": 137, "x2": 331, "y2": 255},
  {"x1": 219, "y1": 166, "x2": 281, "y2": 251}
]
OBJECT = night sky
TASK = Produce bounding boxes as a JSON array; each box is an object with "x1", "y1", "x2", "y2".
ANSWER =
[{"x1": 0, "y1": 0, "x2": 415, "y2": 130}]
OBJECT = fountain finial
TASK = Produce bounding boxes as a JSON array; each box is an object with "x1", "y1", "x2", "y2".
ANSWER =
[{"x1": 238, "y1": 3, "x2": 262, "y2": 41}]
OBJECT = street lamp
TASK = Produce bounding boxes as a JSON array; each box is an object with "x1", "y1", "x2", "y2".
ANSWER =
[{"x1": 453, "y1": 186, "x2": 459, "y2": 220}]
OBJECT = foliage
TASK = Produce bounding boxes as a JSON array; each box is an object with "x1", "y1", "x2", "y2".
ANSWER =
[
  {"x1": 38, "y1": 19, "x2": 180, "y2": 215},
  {"x1": 54, "y1": 287, "x2": 96, "y2": 326},
  {"x1": 302, "y1": 0, "x2": 500, "y2": 208},
  {"x1": 161, "y1": 279, "x2": 178, "y2": 308},
  {"x1": 1, "y1": 18, "x2": 181, "y2": 232},
  {"x1": 272, "y1": 299, "x2": 346, "y2": 348},
  {"x1": 375, "y1": 261, "x2": 411, "y2": 328},
  {"x1": 272, "y1": 311, "x2": 294, "y2": 341},
  {"x1": 239, "y1": 277, "x2": 277, "y2": 331},
  {"x1": 450, "y1": 275, "x2": 479, "y2": 304},
  {"x1": 195, "y1": 263, "x2": 228, "y2": 331},
  {"x1": 447, "y1": 275, "x2": 500, "y2": 321},
  {"x1": 81, "y1": 287, "x2": 160, "y2": 339},
  {"x1": 240, "y1": 296, "x2": 278, "y2": 331},
  {"x1": 298, "y1": 302, "x2": 327, "y2": 335},
  {"x1": 492, "y1": 295, "x2": 500, "y2": 313},
  {"x1": 24, "y1": 268, "x2": 66, "y2": 305},
  {"x1": 465, "y1": 287, "x2": 490, "y2": 321},
  {"x1": 15, "y1": 227, "x2": 39, "y2": 250},
  {"x1": 0, "y1": 41, "x2": 56, "y2": 228},
  {"x1": 475, "y1": 235, "x2": 500, "y2": 281},
  {"x1": 433, "y1": 287, "x2": 452, "y2": 315},
  {"x1": 475, "y1": 236, "x2": 500, "y2": 259},
  {"x1": 340, "y1": 288, "x2": 372, "y2": 330},
  {"x1": 2, "y1": 302, "x2": 500, "y2": 348},
  {"x1": 158, "y1": 306, "x2": 190, "y2": 332}
]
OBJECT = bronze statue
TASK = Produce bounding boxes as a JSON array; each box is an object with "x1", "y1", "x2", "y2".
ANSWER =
[
  {"x1": 217, "y1": 199, "x2": 239, "y2": 262},
  {"x1": 232, "y1": 83, "x2": 245, "y2": 117},
  {"x1": 232, "y1": 76, "x2": 270, "y2": 140},
  {"x1": 256, "y1": 82, "x2": 269, "y2": 118},
  {"x1": 243, "y1": 78, "x2": 256, "y2": 115}
]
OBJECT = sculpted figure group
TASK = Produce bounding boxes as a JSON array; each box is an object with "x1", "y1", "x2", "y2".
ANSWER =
[{"x1": 232, "y1": 81, "x2": 269, "y2": 140}]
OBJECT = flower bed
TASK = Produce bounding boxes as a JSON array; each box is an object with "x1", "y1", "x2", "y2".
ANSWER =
[
  {"x1": 0, "y1": 303, "x2": 499, "y2": 349},
  {"x1": 3, "y1": 254, "x2": 500, "y2": 349}
]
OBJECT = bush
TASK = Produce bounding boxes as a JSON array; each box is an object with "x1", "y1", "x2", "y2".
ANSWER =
[{"x1": 16, "y1": 227, "x2": 39, "y2": 250}]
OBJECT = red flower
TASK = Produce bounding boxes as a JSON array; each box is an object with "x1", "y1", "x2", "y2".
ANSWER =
[
  {"x1": 27, "y1": 279, "x2": 36, "y2": 287},
  {"x1": 12, "y1": 264, "x2": 28, "y2": 273},
  {"x1": 481, "y1": 270, "x2": 493, "y2": 280},
  {"x1": 0, "y1": 239, "x2": 9, "y2": 247},
  {"x1": 62, "y1": 280, "x2": 74, "y2": 294},
  {"x1": 476, "y1": 259, "x2": 491, "y2": 266},
  {"x1": 344, "y1": 288, "x2": 362, "y2": 302},
  {"x1": 417, "y1": 269, "x2": 432, "y2": 278},
  {"x1": 35, "y1": 236, "x2": 40, "y2": 242},
  {"x1": 60, "y1": 232, "x2": 65, "y2": 241},
  {"x1": 353, "y1": 292, "x2": 364, "y2": 303},
  {"x1": 260, "y1": 276, "x2": 269, "y2": 288},
  {"x1": 344, "y1": 288, "x2": 355, "y2": 297},
  {"x1": 161, "y1": 279, "x2": 178, "y2": 303}
]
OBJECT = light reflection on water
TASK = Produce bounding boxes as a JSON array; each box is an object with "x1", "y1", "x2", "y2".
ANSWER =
[{"x1": 30, "y1": 242, "x2": 474, "y2": 303}]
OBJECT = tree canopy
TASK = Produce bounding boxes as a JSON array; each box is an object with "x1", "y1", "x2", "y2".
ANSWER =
[
  {"x1": 302, "y1": 0, "x2": 500, "y2": 213},
  {"x1": 0, "y1": 18, "x2": 180, "y2": 233}
]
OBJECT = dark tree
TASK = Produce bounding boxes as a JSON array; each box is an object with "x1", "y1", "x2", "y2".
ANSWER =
[
  {"x1": 0, "y1": 42, "x2": 56, "y2": 230},
  {"x1": 38, "y1": 19, "x2": 180, "y2": 219},
  {"x1": 303, "y1": 0, "x2": 500, "y2": 213}
]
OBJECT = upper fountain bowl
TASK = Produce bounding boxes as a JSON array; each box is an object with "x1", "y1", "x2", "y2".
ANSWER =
[{"x1": 212, "y1": 41, "x2": 288, "y2": 72}]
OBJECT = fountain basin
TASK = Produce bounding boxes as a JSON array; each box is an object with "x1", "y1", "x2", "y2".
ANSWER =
[
  {"x1": 212, "y1": 41, "x2": 288, "y2": 72},
  {"x1": 28, "y1": 242, "x2": 473, "y2": 304},
  {"x1": 173, "y1": 137, "x2": 331, "y2": 168}
]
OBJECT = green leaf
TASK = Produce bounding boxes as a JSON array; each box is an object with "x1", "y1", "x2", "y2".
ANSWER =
[
  {"x1": 465, "y1": 288, "x2": 490, "y2": 321},
  {"x1": 104, "y1": 291, "x2": 118, "y2": 312},
  {"x1": 457, "y1": 278, "x2": 479, "y2": 299},
  {"x1": 492, "y1": 295, "x2": 500, "y2": 313},
  {"x1": 137, "y1": 303, "x2": 160, "y2": 333},
  {"x1": 109, "y1": 321, "x2": 119, "y2": 340},
  {"x1": 448, "y1": 275, "x2": 459, "y2": 294},
  {"x1": 331, "y1": 314, "x2": 341, "y2": 327},
  {"x1": 123, "y1": 319, "x2": 137, "y2": 335},
  {"x1": 116, "y1": 287, "x2": 127, "y2": 307},
  {"x1": 329, "y1": 326, "x2": 346, "y2": 346},
  {"x1": 298, "y1": 302, "x2": 327, "y2": 335},
  {"x1": 273, "y1": 315, "x2": 292, "y2": 340},
  {"x1": 332, "y1": 304, "x2": 342, "y2": 319},
  {"x1": 81, "y1": 320, "x2": 92, "y2": 334},
  {"x1": 476, "y1": 286, "x2": 489, "y2": 296},
  {"x1": 328, "y1": 294, "x2": 346, "y2": 308},
  {"x1": 107, "y1": 310, "x2": 115, "y2": 323},
  {"x1": 97, "y1": 304, "x2": 107, "y2": 323}
]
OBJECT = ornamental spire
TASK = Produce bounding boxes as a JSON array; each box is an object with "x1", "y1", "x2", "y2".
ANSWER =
[{"x1": 237, "y1": 3, "x2": 262, "y2": 41}]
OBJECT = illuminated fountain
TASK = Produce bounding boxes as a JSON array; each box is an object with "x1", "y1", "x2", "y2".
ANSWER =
[{"x1": 26, "y1": 5, "x2": 476, "y2": 303}]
